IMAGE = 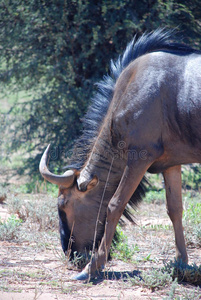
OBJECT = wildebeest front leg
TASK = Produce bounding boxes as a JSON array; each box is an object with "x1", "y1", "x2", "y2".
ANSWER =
[
  {"x1": 75, "y1": 161, "x2": 151, "y2": 280},
  {"x1": 163, "y1": 165, "x2": 188, "y2": 263}
]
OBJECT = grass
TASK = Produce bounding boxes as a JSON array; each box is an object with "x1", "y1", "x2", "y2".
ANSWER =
[
  {"x1": 111, "y1": 224, "x2": 139, "y2": 261},
  {"x1": 183, "y1": 194, "x2": 201, "y2": 247},
  {"x1": 0, "y1": 269, "x2": 48, "y2": 281},
  {"x1": 184, "y1": 196, "x2": 201, "y2": 225},
  {"x1": 149, "y1": 224, "x2": 171, "y2": 231}
]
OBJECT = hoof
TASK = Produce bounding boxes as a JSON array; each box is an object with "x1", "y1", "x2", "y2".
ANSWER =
[{"x1": 72, "y1": 270, "x2": 89, "y2": 281}]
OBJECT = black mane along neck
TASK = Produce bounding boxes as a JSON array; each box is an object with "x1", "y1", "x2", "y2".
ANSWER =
[{"x1": 67, "y1": 28, "x2": 197, "y2": 222}]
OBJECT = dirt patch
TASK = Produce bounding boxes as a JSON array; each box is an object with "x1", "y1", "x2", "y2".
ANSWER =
[{"x1": 0, "y1": 195, "x2": 200, "y2": 299}]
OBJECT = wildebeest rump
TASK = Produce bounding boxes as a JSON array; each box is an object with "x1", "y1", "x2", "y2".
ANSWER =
[{"x1": 39, "y1": 29, "x2": 201, "y2": 280}]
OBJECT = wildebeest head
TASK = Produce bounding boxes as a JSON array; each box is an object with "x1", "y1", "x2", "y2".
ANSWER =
[
  {"x1": 39, "y1": 145, "x2": 109, "y2": 261},
  {"x1": 40, "y1": 142, "x2": 147, "y2": 266}
]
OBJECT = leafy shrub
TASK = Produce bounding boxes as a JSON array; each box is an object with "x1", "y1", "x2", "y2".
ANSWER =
[
  {"x1": 7, "y1": 196, "x2": 27, "y2": 221},
  {"x1": 0, "y1": 215, "x2": 22, "y2": 241},
  {"x1": 19, "y1": 176, "x2": 58, "y2": 196},
  {"x1": 111, "y1": 225, "x2": 139, "y2": 261},
  {"x1": 143, "y1": 189, "x2": 165, "y2": 204},
  {"x1": 182, "y1": 165, "x2": 201, "y2": 190},
  {"x1": 164, "y1": 260, "x2": 201, "y2": 286},
  {"x1": 163, "y1": 280, "x2": 200, "y2": 300},
  {"x1": 7, "y1": 196, "x2": 58, "y2": 231},
  {"x1": 24, "y1": 200, "x2": 58, "y2": 231},
  {"x1": 128, "y1": 268, "x2": 172, "y2": 291}
]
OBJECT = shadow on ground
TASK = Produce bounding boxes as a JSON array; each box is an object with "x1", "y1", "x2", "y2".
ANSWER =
[{"x1": 90, "y1": 269, "x2": 141, "y2": 284}]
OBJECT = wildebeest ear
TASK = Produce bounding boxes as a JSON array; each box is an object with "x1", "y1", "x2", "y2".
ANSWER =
[{"x1": 87, "y1": 175, "x2": 99, "y2": 191}]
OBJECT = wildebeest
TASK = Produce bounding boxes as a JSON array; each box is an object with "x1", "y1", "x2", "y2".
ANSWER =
[{"x1": 39, "y1": 29, "x2": 201, "y2": 280}]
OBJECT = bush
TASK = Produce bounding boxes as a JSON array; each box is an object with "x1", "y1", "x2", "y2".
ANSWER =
[
  {"x1": 164, "y1": 260, "x2": 201, "y2": 286},
  {"x1": 143, "y1": 189, "x2": 165, "y2": 204},
  {"x1": 7, "y1": 195, "x2": 58, "y2": 231},
  {"x1": 128, "y1": 268, "x2": 172, "y2": 292},
  {"x1": 0, "y1": 215, "x2": 22, "y2": 241}
]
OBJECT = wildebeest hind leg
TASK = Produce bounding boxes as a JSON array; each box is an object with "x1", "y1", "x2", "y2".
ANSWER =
[{"x1": 163, "y1": 165, "x2": 188, "y2": 263}]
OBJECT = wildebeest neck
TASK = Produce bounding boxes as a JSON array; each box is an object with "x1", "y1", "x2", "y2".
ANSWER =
[{"x1": 78, "y1": 122, "x2": 126, "y2": 193}]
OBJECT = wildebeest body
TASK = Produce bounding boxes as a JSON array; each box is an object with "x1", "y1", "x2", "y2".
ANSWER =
[
  {"x1": 39, "y1": 30, "x2": 201, "y2": 280},
  {"x1": 113, "y1": 52, "x2": 201, "y2": 173}
]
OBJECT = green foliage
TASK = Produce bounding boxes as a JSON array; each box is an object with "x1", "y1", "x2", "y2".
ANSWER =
[
  {"x1": 111, "y1": 224, "x2": 139, "y2": 261},
  {"x1": 143, "y1": 189, "x2": 165, "y2": 204},
  {"x1": 149, "y1": 224, "x2": 171, "y2": 231},
  {"x1": 183, "y1": 195, "x2": 201, "y2": 246},
  {"x1": 164, "y1": 260, "x2": 201, "y2": 286},
  {"x1": 184, "y1": 199, "x2": 201, "y2": 225},
  {"x1": 129, "y1": 259, "x2": 201, "y2": 293},
  {"x1": 128, "y1": 268, "x2": 173, "y2": 292},
  {"x1": 1, "y1": 1, "x2": 201, "y2": 176},
  {"x1": 18, "y1": 175, "x2": 58, "y2": 196},
  {"x1": 182, "y1": 165, "x2": 201, "y2": 190},
  {"x1": 163, "y1": 280, "x2": 200, "y2": 300},
  {"x1": 163, "y1": 279, "x2": 178, "y2": 300},
  {"x1": 0, "y1": 214, "x2": 22, "y2": 241}
]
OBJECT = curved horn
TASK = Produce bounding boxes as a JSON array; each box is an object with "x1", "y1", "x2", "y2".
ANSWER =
[{"x1": 39, "y1": 144, "x2": 75, "y2": 188}]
